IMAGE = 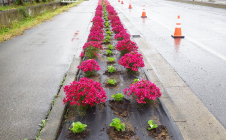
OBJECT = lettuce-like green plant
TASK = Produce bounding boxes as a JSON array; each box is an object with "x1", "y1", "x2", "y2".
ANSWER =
[
  {"x1": 69, "y1": 121, "x2": 87, "y2": 133},
  {"x1": 106, "y1": 31, "x2": 112, "y2": 36},
  {"x1": 108, "y1": 66, "x2": 116, "y2": 73},
  {"x1": 105, "y1": 38, "x2": 110, "y2": 43},
  {"x1": 106, "y1": 28, "x2": 110, "y2": 31},
  {"x1": 147, "y1": 120, "x2": 158, "y2": 130},
  {"x1": 108, "y1": 79, "x2": 116, "y2": 85},
  {"x1": 110, "y1": 118, "x2": 125, "y2": 131},
  {"x1": 111, "y1": 93, "x2": 124, "y2": 101},
  {"x1": 108, "y1": 44, "x2": 114, "y2": 50},
  {"x1": 106, "y1": 50, "x2": 113, "y2": 55},
  {"x1": 104, "y1": 35, "x2": 111, "y2": 43},
  {"x1": 105, "y1": 22, "x2": 110, "y2": 28},
  {"x1": 133, "y1": 78, "x2": 140, "y2": 84},
  {"x1": 105, "y1": 35, "x2": 110, "y2": 40},
  {"x1": 108, "y1": 57, "x2": 115, "y2": 62}
]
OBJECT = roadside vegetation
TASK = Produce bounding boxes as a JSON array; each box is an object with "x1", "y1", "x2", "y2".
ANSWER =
[
  {"x1": 0, "y1": 1, "x2": 55, "y2": 11},
  {"x1": 0, "y1": 0, "x2": 83, "y2": 43}
]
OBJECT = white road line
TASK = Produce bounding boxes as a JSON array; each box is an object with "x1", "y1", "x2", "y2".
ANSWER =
[{"x1": 150, "y1": 17, "x2": 226, "y2": 62}]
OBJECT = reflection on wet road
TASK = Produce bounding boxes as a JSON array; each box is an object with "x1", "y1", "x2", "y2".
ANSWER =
[{"x1": 110, "y1": 0, "x2": 226, "y2": 128}]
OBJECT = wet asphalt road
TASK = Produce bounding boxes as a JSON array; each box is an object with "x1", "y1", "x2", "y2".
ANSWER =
[
  {"x1": 110, "y1": 0, "x2": 226, "y2": 128},
  {"x1": 0, "y1": 1, "x2": 95, "y2": 139}
]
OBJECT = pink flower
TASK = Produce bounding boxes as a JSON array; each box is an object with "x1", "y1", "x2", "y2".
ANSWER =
[
  {"x1": 116, "y1": 39, "x2": 138, "y2": 55},
  {"x1": 115, "y1": 29, "x2": 130, "y2": 40},
  {"x1": 80, "y1": 52, "x2": 84, "y2": 58},
  {"x1": 77, "y1": 59, "x2": 100, "y2": 73},
  {"x1": 119, "y1": 52, "x2": 145, "y2": 72},
  {"x1": 63, "y1": 77, "x2": 107, "y2": 107},
  {"x1": 123, "y1": 79, "x2": 162, "y2": 104}
]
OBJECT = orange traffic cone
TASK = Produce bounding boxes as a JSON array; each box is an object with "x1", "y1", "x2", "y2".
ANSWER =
[
  {"x1": 121, "y1": 0, "x2": 124, "y2": 4},
  {"x1": 141, "y1": 5, "x2": 147, "y2": 18},
  {"x1": 171, "y1": 15, "x2": 185, "y2": 38},
  {"x1": 129, "y1": 0, "x2": 132, "y2": 9},
  {"x1": 118, "y1": 0, "x2": 120, "y2": 2}
]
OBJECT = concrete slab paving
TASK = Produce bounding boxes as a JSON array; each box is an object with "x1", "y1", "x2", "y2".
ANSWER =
[{"x1": 0, "y1": 0, "x2": 96, "y2": 139}]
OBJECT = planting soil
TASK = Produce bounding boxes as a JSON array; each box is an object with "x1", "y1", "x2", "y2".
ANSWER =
[
  {"x1": 106, "y1": 121, "x2": 137, "y2": 140},
  {"x1": 109, "y1": 98, "x2": 131, "y2": 118},
  {"x1": 67, "y1": 128, "x2": 91, "y2": 140},
  {"x1": 147, "y1": 125, "x2": 170, "y2": 140}
]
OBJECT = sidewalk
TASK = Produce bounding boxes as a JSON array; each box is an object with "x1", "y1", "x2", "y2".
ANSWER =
[{"x1": 0, "y1": 1, "x2": 95, "y2": 139}]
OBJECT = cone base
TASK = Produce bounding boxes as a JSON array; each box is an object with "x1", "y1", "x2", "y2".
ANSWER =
[
  {"x1": 129, "y1": 7, "x2": 132, "y2": 9},
  {"x1": 171, "y1": 35, "x2": 185, "y2": 38},
  {"x1": 141, "y1": 16, "x2": 147, "y2": 18}
]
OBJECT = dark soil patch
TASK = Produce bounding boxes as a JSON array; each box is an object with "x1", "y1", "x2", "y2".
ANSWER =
[
  {"x1": 136, "y1": 100, "x2": 159, "y2": 109},
  {"x1": 146, "y1": 125, "x2": 171, "y2": 140},
  {"x1": 67, "y1": 128, "x2": 91, "y2": 140},
  {"x1": 103, "y1": 69, "x2": 122, "y2": 75},
  {"x1": 109, "y1": 98, "x2": 131, "y2": 118},
  {"x1": 98, "y1": 102, "x2": 106, "y2": 111},
  {"x1": 83, "y1": 73, "x2": 100, "y2": 82},
  {"x1": 106, "y1": 122, "x2": 137, "y2": 140},
  {"x1": 107, "y1": 61, "x2": 116, "y2": 65}
]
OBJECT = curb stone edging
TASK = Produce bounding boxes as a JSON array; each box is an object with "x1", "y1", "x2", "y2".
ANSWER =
[{"x1": 39, "y1": 56, "x2": 82, "y2": 140}]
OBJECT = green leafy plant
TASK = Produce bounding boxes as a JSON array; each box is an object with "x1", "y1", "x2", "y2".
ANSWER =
[
  {"x1": 147, "y1": 120, "x2": 158, "y2": 130},
  {"x1": 106, "y1": 28, "x2": 110, "y2": 31},
  {"x1": 110, "y1": 117, "x2": 125, "y2": 131},
  {"x1": 108, "y1": 66, "x2": 116, "y2": 73},
  {"x1": 108, "y1": 57, "x2": 115, "y2": 62},
  {"x1": 104, "y1": 35, "x2": 110, "y2": 43},
  {"x1": 133, "y1": 78, "x2": 140, "y2": 84},
  {"x1": 108, "y1": 44, "x2": 114, "y2": 50},
  {"x1": 105, "y1": 38, "x2": 110, "y2": 43},
  {"x1": 105, "y1": 35, "x2": 110, "y2": 40},
  {"x1": 108, "y1": 79, "x2": 116, "y2": 85},
  {"x1": 106, "y1": 50, "x2": 113, "y2": 55},
  {"x1": 106, "y1": 31, "x2": 112, "y2": 36},
  {"x1": 111, "y1": 93, "x2": 124, "y2": 101},
  {"x1": 105, "y1": 22, "x2": 110, "y2": 28},
  {"x1": 69, "y1": 121, "x2": 87, "y2": 133}
]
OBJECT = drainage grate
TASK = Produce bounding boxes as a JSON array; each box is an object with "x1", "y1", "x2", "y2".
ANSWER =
[{"x1": 132, "y1": 35, "x2": 141, "y2": 38}]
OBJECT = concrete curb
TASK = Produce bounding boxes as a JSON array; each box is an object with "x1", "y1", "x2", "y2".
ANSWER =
[
  {"x1": 39, "y1": 2, "x2": 95, "y2": 139},
  {"x1": 117, "y1": 9, "x2": 226, "y2": 140},
  {"x1": 40, "y1": 57, "x2": 81, "y2": 140}
]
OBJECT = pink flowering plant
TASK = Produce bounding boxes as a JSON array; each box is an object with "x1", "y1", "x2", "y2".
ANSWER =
[
  {"x1": 88, "y1": 31, "x2": 104, "y2": 42},
  {"x1": 116, "y1": 39, "x2": 138, "y2": 55},
  {"x1": 95, "y1": 10, "x2": 103, "y2": 17},
  {"x1": 119, "y1": 52, "x2": 145, "y2": 74},
  {"x1": 63, "y1": 77, "x2": 107, "y2": 108},
  {"x1": 112, "y1": 25, "x2": 124, "y2": 34},
  {"x1": 77, "y1": 59, "x2": 100, "y2": 77},
  {"x1": 115, "y1": 30, "x2": 130, "y2": 41},
  {"x1": 92, "y1": 16, "x2": 104, "y2": 23},
  {"x1": 80, "y1": 52, "x2": 84, "y2": 58},
  {"x1": 83, "y1": 41, "x2": 103, "y2": 58},
  {"x1": 90, "y1": 25, "x2": 104, "y2": 33},
  {"x1": 123, "y1": 79, "x2": 162, "y2": 104}
]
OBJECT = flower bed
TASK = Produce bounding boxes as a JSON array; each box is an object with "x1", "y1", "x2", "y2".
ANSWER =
[{"x1": 57, "y1": 0, "x2": 181, "y2": 139}]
